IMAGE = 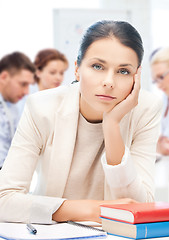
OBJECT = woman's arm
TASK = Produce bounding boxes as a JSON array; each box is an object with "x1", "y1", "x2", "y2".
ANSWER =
[
  {"x1": 0, "y1": 98, "x2": 64, "y2": 224},
  {"x1": 102, "y1": 68, "x2": 141, "y2": 165},
  {"x1": 52, "y1": 198, "x2": 137, "y2": 223},
  {"x1": 101, "y1": 90, "x2": 162, "y2": 202},
  {"x1": 101, "y1": 66, "x2": 162, "y2": 202}
]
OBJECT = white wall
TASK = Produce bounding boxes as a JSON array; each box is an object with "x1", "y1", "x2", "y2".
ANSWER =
[
  {"x1": 0, "y1": 0, "x2": 101, "y2": 61},
  {"x1": 0, "y1": 0, "x2": 168, "y2": 90}
]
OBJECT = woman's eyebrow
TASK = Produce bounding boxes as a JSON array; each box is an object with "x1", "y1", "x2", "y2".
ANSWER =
[
  {"x1": 90, "y1": 58, "x2": 106, "y2": 63},
  {"x1": 89, "y1": 58, "x2": 136, "y2": 69},
  {"x1": 119, "y1": 63, "x2": 135, "y2": 69}
]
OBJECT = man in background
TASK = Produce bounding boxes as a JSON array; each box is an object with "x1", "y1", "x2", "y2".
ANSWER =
[{"x1": 0, "y1": 52, "x2": 35, "y2": 169}]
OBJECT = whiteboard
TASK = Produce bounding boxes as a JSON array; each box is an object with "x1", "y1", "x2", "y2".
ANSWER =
[{"x1": 53, "y1": 8, "x2": 132, "y2": 84}]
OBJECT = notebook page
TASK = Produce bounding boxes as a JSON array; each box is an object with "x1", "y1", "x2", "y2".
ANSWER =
[{"x1": 0, "y1": 222, "x2": 107, "y2": 240}]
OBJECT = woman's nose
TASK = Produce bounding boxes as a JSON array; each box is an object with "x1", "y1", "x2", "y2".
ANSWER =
[
  {"x1": 56, "y1": 73, "x2": 63, "y2": 82},
  {"x1": 102, "y1": 72, "x2": 115, "y2": 89},
  {"x1": 157, "y1": 81, "x2": 163, "y2": 89}
]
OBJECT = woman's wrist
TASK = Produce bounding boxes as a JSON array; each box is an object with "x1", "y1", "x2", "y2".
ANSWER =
[{"x1": 52, "y1": 199, "x2": 101, "y2": 222}]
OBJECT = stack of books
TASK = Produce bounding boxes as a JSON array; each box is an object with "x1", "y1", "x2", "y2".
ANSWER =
[{"x1": 100, "y1": 202, "x2": 169, "y2": 239}]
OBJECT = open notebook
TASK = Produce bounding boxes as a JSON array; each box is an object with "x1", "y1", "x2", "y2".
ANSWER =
[{"x1": 0, "y1": 222, "x2": 107, "y2": 240}]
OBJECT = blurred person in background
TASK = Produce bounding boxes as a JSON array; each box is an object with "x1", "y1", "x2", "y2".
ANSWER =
[
  {"x1": 17, "y1": 48, "x2": 69, "y2": 116},
  {"x1": 150, "y1": 47, "x2": 169, "y2": 157},
  {"x1": 0, "y1": 51, "x2": 35, "y2": 169},
  {"x1": 33, "y1": 48, "x2": 69, "y2": 91}
]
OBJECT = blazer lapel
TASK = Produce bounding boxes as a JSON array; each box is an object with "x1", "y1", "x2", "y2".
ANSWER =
[{"x1": 46, "y1": 84, "x2": 80, "y2": 197}]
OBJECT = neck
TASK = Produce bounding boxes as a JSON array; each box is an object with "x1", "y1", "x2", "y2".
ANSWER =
[
  {"x1": 0, "y1": 88, "x2": 5, "y2": 100},
  {"x1": 38, "y1": 82, "x2": 46, "y2": 91},
  {"x1": 80, "y1": 98, "x2": 103, "y2": 123}
]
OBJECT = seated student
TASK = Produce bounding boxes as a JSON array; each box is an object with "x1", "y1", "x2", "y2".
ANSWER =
[
  {"x1": 33, "y1": 48, "x2": 68, "y2": 91},
  {"x1": 0, "y1": 52, "x2": 35, "y2": 169},
  {"x1": 0, "y1": 20, "x2": 162, "y2": 224},
  {"x1": 150, "y1": 47, "x2": 169, "y2": 156}
]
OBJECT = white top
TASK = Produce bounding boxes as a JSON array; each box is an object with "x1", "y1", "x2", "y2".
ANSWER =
[{"x1": 63, "y1": 113, "x2": 104, "y2": 199}]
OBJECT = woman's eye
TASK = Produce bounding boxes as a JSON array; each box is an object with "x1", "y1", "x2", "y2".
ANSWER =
[
  {"x1": 92, "y1": 64, "x2": 103, "y2": 70},
  {"x1": 50, "y1": 71, "x2": 56, "y2": 75},
  {"x1": 119, "y1": 69, "x2": 130, "y2": 75}
]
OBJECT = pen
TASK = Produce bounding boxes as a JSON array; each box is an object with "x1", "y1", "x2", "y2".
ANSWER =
[{"x1": 26, "y1": 223, "x2": 37, "y2": 235}]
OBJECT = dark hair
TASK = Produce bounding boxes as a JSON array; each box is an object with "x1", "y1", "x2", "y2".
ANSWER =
[
  {"x1": 77, "y1": 20, "x2": 144, "y2": 67},
  {"x1": 34, "y1": 48, "x2": 69, "y2": 83},
  {"x1": 0, "y1": 51, "x2": 35, "y2": 75}
]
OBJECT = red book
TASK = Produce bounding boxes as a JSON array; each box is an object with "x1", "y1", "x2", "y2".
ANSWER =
[{"x1": 100, "y1": 202, "x2": 169, "y2": 224}]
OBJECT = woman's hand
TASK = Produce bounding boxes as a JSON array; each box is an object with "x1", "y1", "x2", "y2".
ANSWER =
[
  {"x1": 103, "y1": 67, "x2": 141, "y2": 124},
  {"x1": 52, "y1": 198, "x2": 138, "y2": 223}
]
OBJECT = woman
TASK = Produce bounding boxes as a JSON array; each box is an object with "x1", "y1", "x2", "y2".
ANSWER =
[
  {"x1": 150, "y1": 47, "x2": 169, "y2": 156},
  {"x1": 34, "y1": 48, "x2": 68, "y2": 90},
  {"x1": 0, "y1": 20, "x2": 161, "y2": 224},
  {"x1": 17, "y1": 49, "x2": 68, "y2": 116}
]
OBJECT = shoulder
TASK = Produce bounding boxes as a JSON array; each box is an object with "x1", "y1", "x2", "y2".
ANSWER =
[
  {"x1": 137, "y1": 89, "x2": 162, "y2": 113},
  {"x1": 20, "y1": 83, "x2": 80, "y2": 135},
  {"x1": 120, "y1": 89, "x2": 163, "y2": 138},
  {"x1": 26, "y1": 83, "x2": 79, "y2": 114},
  {"x1": 129, "y1": 89, "x2": 163, "y2": 128}
]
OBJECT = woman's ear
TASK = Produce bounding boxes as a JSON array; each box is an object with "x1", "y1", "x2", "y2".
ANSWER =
[
  {"x1": 35, "y1": 69, "x2": 41, "y2": 79},
  {"x1": 74, "y1": 61, "x2": 80, "y2": 81}
]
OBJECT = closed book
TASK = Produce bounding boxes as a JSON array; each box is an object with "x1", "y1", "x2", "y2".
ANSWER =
[
  {"x1": 101, "y1": 217, "x2": 169, "y2": 239},
  {"x1": 100, "y1": 202, "x2": 169, "y2": 224}
]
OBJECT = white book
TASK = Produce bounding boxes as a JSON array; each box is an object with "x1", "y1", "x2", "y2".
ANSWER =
[{"x1": 0, "y1": 222, "x2": 107, "y2": 240}]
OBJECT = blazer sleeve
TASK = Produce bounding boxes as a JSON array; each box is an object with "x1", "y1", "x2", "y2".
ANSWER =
[
  {"x1": 0, "y1": 100, "x2": 65, "y2": 224},
  {"x1": 101, "y1": 94, "x2": 162, "y2": 202}
]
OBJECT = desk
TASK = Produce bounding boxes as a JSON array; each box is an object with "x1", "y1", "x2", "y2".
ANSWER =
[{"x1": 107, "y1": 235, "x2": 169, "y2": 240}]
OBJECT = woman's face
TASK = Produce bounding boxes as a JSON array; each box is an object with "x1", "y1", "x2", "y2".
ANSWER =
[
  {"x1": 37, "y1": 60, "x2": 67, "y2": 90},
  {"x1": 76, "y1": 38, "x2": 138, "y2": 122},
  {"x1": 151, "y1": 62, "x2": 169, "y2": 96}
]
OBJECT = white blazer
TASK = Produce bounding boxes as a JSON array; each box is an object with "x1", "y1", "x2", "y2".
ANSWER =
[{"x1": 0, "y1": 83, "x2": 162, "y2": 224}]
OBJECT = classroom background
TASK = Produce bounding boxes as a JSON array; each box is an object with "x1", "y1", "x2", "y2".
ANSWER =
[{"x1": 0, "y1": 0, "x2": 169, "y2": 201}]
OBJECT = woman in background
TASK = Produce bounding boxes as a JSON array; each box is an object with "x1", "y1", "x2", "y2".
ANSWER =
[
  {"x1": 0, "y1": 20, "x2": 161, "y2": 224},
  {"x1": 17, "y1": 49, "x2": 69, "y2": 116},
  {"x1": 150, "y1": 47, "x2": 169, "y2": 156},
  {"x1": 33, "y1": 48, "x2": 69, "y2": 91}
]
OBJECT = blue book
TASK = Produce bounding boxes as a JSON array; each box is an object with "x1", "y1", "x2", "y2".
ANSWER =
[{"x1": 101, "y1": 217, "x2": 169, "y2": 239}]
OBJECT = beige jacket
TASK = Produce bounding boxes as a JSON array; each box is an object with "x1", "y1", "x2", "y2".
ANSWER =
[{"x1": 0, "y1": 83, "x2": 162, "y2": 223}]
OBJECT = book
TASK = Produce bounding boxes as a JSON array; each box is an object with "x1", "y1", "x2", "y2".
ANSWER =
[
  {"x1": 0, "y1": 222, "x2": 107, "y2": 240},
  {"x1": 100, "y1": 202, "x2": 169, "y2": 224},
  {"x1": 101, "y1": 217, "x2": 169, "y2": 239}
]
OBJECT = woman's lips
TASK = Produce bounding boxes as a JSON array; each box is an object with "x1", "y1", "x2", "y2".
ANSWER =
[
  {"x1": 95, "y1": 94, "x2": 117, "y2": 101},
  {"x1": 54, "y1": 83, "x2": 60, "y2": 87}
]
